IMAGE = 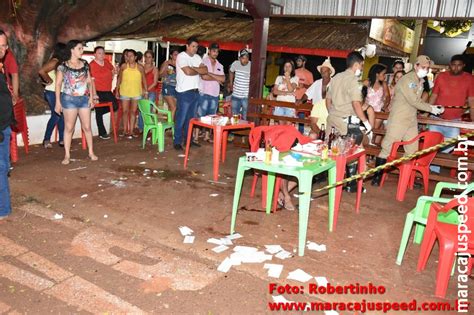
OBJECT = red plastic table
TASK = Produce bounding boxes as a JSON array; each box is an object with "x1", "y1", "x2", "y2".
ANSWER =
[
  {"x1": 184, "y1": 118, "x2": 254, "y2": 181},
  {"x1": 332, "y1": 147, "x2": 366, "y2": 231},
  {"x1": 81, "y1": 101, "x2": 118, "y2": 149}
]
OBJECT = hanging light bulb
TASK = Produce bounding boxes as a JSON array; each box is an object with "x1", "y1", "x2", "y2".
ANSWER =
[
  {"x1": 439, "y1": 27, "x2": 446, "y2": 34},
  {"x1": 433, "y1": 20, "x2": 440, "y2": 27}
]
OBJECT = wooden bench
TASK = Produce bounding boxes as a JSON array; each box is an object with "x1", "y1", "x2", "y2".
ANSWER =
[
  {"x1": 247, "y1": 98, "x2": 312, "y2": 125},
  {"x1": 230, "y1": 98, "x2": 313, "y2": 146},
  {"x1": 245, "y1": 98, "x2": 474, "y2": 182},
  {"x1": 368, "y1": 112, "x2": 474, "y2": 182}
]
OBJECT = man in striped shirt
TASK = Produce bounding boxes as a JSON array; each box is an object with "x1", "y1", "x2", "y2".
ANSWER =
[{"x1": 228, "y1": 49, "x2": 251, "y2": 120}]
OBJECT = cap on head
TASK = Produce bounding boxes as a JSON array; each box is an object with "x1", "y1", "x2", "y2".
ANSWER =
[
  {"x1": 209, "y1": 43, "x2": 220, "y2": 50},
  {"x1": 239, "y1": 49, "x2": 249, "y2": 58},
  {"x1": 416, "y1": 55, "x2": 434, "y2": 67}
]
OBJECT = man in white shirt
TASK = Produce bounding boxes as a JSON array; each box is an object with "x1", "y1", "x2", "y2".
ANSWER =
[{"x1": 174, "y1": 37, "x2": 208, "y2": 150}]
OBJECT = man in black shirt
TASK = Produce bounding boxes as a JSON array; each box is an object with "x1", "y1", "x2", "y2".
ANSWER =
[{"x1": 0, "y1": 29, "x2": 14, "y2": 219}]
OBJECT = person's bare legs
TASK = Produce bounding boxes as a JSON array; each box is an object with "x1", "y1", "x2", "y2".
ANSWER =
[
  {"x1": 366, "y1": 106, "x2": 375, "y2": 129},
  {"x1": 121, "y1": 99, "x2": 130, "y2": 135},
  {"x1": 374, "y1": 118, "x2": 383, "y2": 144},
  {"x1": 279, "y1": 178, "x2": 298, "y2": 211},
  {"x1": 193, "y1": 127, "x2": 200, "y2": 143},
  {"x1": 164, "y1": 96, "x2": 177, "y2": 121},
  {"x1": 362, "y1": 105, "x2": 376, "y2": 145},
  {"x1": 78, "y1": 108, "x2": 97, "y2": 160},
  {"x1": 62, "y1": 109, "x2": 79, "y2": 164},
  {"x1": 130, "y1": 99, "x2": 139, "y2": 136}
]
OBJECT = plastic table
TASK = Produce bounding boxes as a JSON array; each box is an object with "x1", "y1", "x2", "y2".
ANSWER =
[
  {"x1": 332, "y1": 147, "x2": 366, "y2": 231},
  {"x1": 230, "y1": 155, "x2": 336, "y2": 256},
  {"x1": 184, "y1": 118, "x2": 254, "y2": 181}
]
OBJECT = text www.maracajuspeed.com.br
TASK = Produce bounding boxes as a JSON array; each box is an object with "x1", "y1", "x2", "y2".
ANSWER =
[{"x1": 268, "y1": 300, "x2": 465, "y2": 313}]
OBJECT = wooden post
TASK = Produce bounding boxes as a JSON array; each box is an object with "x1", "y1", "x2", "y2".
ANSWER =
[
  {"x1": 244, "y1": 0, "x2": 271, "y2": 122},
  {"x1": 410, "y1": 20, "x2": 428, "y2": 63}
]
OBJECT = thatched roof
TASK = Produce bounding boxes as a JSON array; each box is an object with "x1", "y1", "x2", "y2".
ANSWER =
[{"x1": 106, "y1": 16, "x2": 407, "y2": 57}]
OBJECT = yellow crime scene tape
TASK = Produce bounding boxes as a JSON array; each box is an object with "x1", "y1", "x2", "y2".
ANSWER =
[{"x1": 312, "y1": 130, "x2": 474, "y2": 194}]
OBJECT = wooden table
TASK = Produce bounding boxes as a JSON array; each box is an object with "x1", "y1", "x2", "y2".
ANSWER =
[{"x1": 184, "y1": 118, "x2": 254, "y2": 181}]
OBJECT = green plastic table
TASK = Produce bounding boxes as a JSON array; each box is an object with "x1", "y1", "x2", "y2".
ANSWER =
[{"x1": 230, "y1": 155, "x2": 336, "y2": 256}]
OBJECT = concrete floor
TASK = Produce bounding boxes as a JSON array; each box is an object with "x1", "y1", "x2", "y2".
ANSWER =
[{"x1": 1, "y1": 134, "x2": 470, "y2": 314}]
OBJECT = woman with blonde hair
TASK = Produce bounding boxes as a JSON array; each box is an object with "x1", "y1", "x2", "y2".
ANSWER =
[
  {"x1": 159, "y1": 48, "x2": 178, "y2": 120},
  {"x1": 138, "y1": 50, "x2": 159, "y2": 132}
]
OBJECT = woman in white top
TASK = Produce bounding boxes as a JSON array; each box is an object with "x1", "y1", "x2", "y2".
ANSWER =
[
  {"x1": 272, "y1": 60, "x2": 298, "y2": 125},
  {"x1": 38, "y1": 43, "x2": 67, "y2": 148}
]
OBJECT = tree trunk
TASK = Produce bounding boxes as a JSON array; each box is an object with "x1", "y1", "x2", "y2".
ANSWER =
[{"x1": 1, "y1": 0, "x2": 158, "y2": 113}]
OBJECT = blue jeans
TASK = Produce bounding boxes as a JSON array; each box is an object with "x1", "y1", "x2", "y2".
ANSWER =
[
  {"x1": 174, "y1": 89, "x2": 199, "y2": 145},
  {"x1": 197, "y1": 93, "x2": 218, "y2": 117},
  {"x1": 44, "y1": 90, "x2": 64, "y2": 142},
  {"x1": 138, "y1": 92, "x2": 156, "y2": 130},
  {"x1": 0, "y1": 127, "x2": 11, "y2": 217},
  {"x1": 274, "y1": 106, "x2": 295, "y2": 117},
  {"x1": 297, "y1": 111, "x2": 305, "y2": 133},
  {"x1": 231, "y1": 96, "x2": 248, "y2": 120},
  {"x1": 162, "y1": 84, "x2": 177, "y2": 98}
]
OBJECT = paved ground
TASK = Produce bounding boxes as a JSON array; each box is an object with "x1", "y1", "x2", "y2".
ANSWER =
[{"x1": 1, "y1": 134, "x2": 470, "y2": 314}]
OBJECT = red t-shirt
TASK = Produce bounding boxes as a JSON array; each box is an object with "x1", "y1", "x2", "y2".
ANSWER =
[
  {"x1": 432, "y1": 71, "x2": 474, "y2": 120},
  {"x1": 89, "y1": 59, "x2": 114, "y2": 92},
  {"x1": 1, "y1": 50, "x2": 18, "y2": 87}
]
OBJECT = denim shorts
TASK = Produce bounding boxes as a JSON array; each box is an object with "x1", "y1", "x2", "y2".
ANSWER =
[
  {"x1": 61, "y1": 94, "x2": 89, "y2": 109},
  {"x1": 274, "y1": 106, "x2": 295, "y2": 117},
  {"x1": 197, "y1": 93, "x2": 219, "y2": 117},
  {"x1": 162, "y1": 84, "x2": 177, "y2": 98},
  {"x1": 120, "y1": 95, "x2": 142, "y2": 101}
]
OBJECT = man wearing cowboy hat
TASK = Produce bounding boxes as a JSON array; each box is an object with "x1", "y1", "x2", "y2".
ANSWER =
[
  {"x1": 297, "y1": 57, "x2": 335, "y2": 137},
  {"x1": 371, "y1": 55, "x2": 445, "y2": 186}
]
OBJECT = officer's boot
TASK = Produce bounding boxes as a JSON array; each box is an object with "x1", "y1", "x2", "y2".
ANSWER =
[
  {"x1": 343, "y1": 162, "x2": 359, "y2": 193},
  {"x1": 371, "y1": 157, "x2": 387, "y2": 186}
]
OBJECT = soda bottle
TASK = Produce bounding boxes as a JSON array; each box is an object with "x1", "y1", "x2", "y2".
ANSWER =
[
  {"x1": 318, "y1": 123, "x2": 326, "y2": 141},
  {"x1": 327, "y1": 127, "x2": 336, "y2": 149}
]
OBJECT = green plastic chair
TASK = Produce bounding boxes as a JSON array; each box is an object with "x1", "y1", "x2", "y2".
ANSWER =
[
  {"x1": 396, "y1": 182, "x2": 474, "y2": 265},
  {"x1": 138, "y1": 99, "x2": 174, "y2": 152},
  {"x1": 262, "y1": 86, "x2": 270, "y2": 99}
]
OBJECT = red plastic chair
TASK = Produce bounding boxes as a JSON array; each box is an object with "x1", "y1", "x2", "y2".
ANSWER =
[
  {"x1": 380, "y1": 131, "x2": 444, "y2": 201},
  {"x1": 10, "y1": 98, "x2": 29, "y2": 163},
  {"x1": 417, "y1": 197, "x2": 474, "y2": 298},
  {"x1": 80, "y1": 102, "x2": 118, "y2": 149},
  {"x1": 248, "y1": 125, "x2": 311, "y2": 212}
]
